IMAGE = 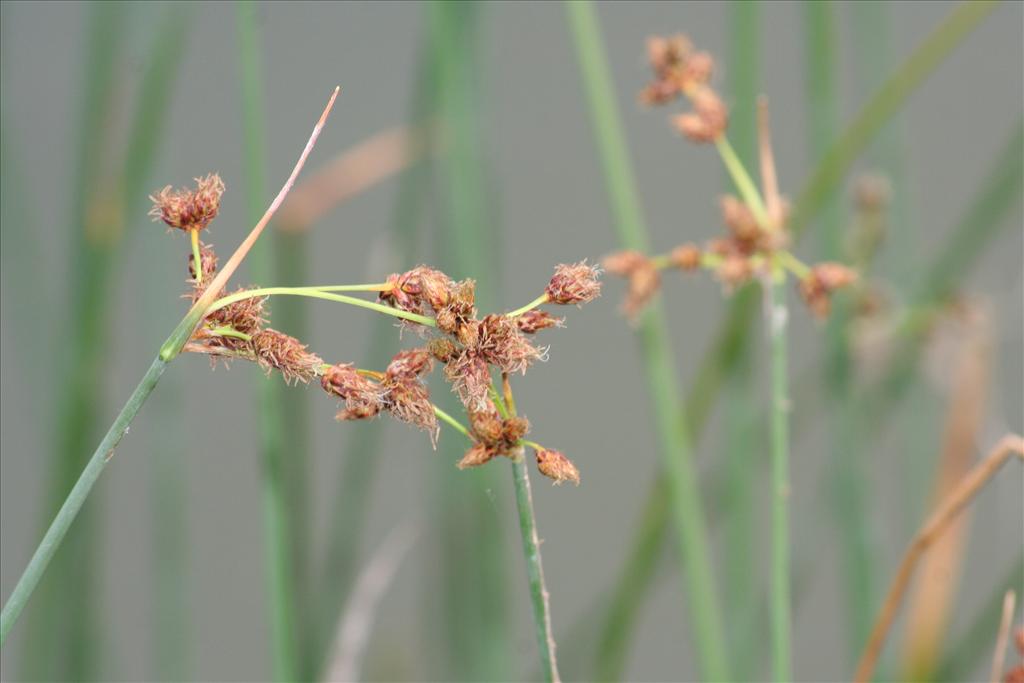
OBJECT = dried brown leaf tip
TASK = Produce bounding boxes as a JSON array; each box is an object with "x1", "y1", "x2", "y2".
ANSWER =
[
  {"x1": 798, "y1": 262, "x2": 859, "y2": 319},
  {"x1": 534, "y1": 448, "x2": 580, "y2": 486},
  {"x1": 545, "y1": 261, "x2": 602, "y2": 305},
  {"x1": 149, "y1": 173, "x2": 225, "y2": 232}
]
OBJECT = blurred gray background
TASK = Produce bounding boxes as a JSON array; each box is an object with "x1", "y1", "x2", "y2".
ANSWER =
[{"x1": 1, "y1": 1, "x2": 1022, "y2": 681}]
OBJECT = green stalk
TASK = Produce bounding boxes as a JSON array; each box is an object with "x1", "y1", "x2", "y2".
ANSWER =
[
  {"x1": 503, "y1": 384, "x2": 560, "y2": 682},
  {"x1": 789, "y1": 0, "x2": 999, "y2": 238},
  {"x1": 315, "y1": 44, "x2": 432, "y2": 675},
  {"x1": 237, "y1": 4, "x2": 298, "y2": 680},
  {"x1": 768, "y1": 275, "x2": 792, "y2": 682},
  {"x1": 566, "y1": 2, "x2": 729, "y2": 679},
  {"x1": 802, "y1": 1, "x2": 874, "y2": 661},
  {"x1": 430, "y1": 3, "x2": 512, "y2": 679},
  {"x1": 1, "y1": 357, "x2": 167, "y2": 645},
  {"x1": 722, "y1": 4, "x2": 760, "y2": 678},
  {"x1": 21, "y1": 5, "x2": 127, "y2": 677}
]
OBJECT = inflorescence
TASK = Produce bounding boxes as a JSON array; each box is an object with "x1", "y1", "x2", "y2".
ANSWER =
[
  {"x1": 151, "y1": 177, "x2": 598, "y2": 485},
  {"x1": 604, "y1": 34, "x2": 859, "y2": 321}
]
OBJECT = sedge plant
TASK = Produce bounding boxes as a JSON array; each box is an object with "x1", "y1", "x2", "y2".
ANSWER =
[
  {"x1": 0, "y1": 88, "x2": 600, "y2": 683},
  {"x1": 601, "y1": 35, "x2": 861, "y2": 681}
]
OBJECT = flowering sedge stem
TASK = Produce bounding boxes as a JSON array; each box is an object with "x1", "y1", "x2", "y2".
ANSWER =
[
  {"x1": 190, "y1": 229, "x2": 203, "y2": 285},
  {"x1": 716, "y1": 134, "x2": 771, "y2": 227},
  {"x1": 433, "y1": 405, "x2": 472, "y2": 440},
  {"x1": 506, "y1": 293, "x2": 550, "y2": 318},
  {"x1": 777, "y1": 250, "x2": 812, "y2": 280},
  {"x1": 0, "y1": 357, "x2": 168, "y2": 645},
  {"x1": 207, "y1": 325, "x2": 251, "y2": 341},
  {"x1": 768, "y1": 270, "x2": 793, "y2": 683},
  {"x1": 305, "y1": 283, "x2": 391, "y2": 293},
  {"x1": 207, "y1": 287, "x2": 436, "y2": 327},
  {"x1": 502, "y1": 374, "x2": 560, "y2": 682}
]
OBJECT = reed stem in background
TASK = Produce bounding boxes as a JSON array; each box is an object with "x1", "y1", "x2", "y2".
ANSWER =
[
  {"x1": 568, "y1": 4, "x2": 996, "y2": 674},
  {"x1": 802, "y1": 1, "x2": 875, "y2": 662},
  {"x1": 237, "y1": 4, "x2": 300, "y2": 680},
  {"x1": 21, "y1": 5, "x2": 127, "y2": 677},
  {"x1": 315, "y1": 58, "x2": 432, "y2": 676},
  {"x1": 722, "y1": 3, "x2": 760, "y2": 677},
  {"x1": 854, "y1": 435, "x2": 1024, "y2": 683},
  {"x1": 566, "y1": 2, "x2": 729, "y2": 679},
  {"x1": 767, "y1": 276, "x2": 792, "y2": 682},
  {"x1": 430, "y1": 3, "x2": 512, "y2": 679}
]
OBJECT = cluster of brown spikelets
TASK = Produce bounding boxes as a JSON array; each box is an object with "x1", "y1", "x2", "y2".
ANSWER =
[
  {"x1": 604, "y1": 34, "x2": 858, "y2": 321},
  {"x1": 150, "y1": 176, "x2": 599, "y2": 485}
]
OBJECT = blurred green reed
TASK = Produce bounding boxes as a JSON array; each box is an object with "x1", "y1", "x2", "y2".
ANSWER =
[
  {"x1": 567, "y1": 2, "x2": 730, "y2": 680},
  {"x1": 237, "y1": 3, "x2": 301, "y2": 680},
  {"x1": 803, "y1": 0, "x2": 876, "y2": 663},
  {"x1": 566, "y1": 0, "x2": 1001, "y2": 678},
  {"x1": 18, "y1": 4, "x2": 189, "y2": 679},
  {"x1": 315, "y1": 43, "x2": 432, "y2": 683},
  {"x1": 428, "y1": 2, "x2": 513, "y2": 679},
  {"x1": 720, "y1": 3, "x2": 760, "y2": 680}
]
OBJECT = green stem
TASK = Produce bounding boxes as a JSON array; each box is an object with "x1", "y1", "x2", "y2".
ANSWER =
[
  {"x1": 237, "y1": 4, "x2": 299, "y2": 679},
  {"x1": 1, "y1": 356, "x2": 168, "y2": 645},
  {"x1": 190, "y1": 229, "x2": 203, "y2": 285},
  {"x1": 207, "y1": 286, "x2": 437, "y2": 327},
  {"x1": 768, "y1": 274, "x2": 792, "y2": 682},
  {"x1": 433, "y1": 405, "x2": 472, "y2": 440},
  {"x1": 503, "y1": 380, "x2": 560, "y2": 682},
  {"x1": 716, "y1": 135, "x2": 771, "y2": 226},
  {"x1": 506, "y1": 293, "x2": 550, "y2": 318},
  {"x1": 566, "y1": 2, "x2": 729, "y2": 679}
]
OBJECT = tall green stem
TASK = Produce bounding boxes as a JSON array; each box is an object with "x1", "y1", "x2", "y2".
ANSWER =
[
  {"x1": 501, "y1": 380, "x2": 560, "y2": 682},
  {"x1": 768, "y1": 275, "x2": 792, "y2": 682},
  {"x1": 1, "y1": 357, "x2": 167, "y2": 645},
  {"x1": 237, "y1": 4, "x2": 299, "y2": 679},
  {"x1": 566, "y1": 2, "x2": 729, "y2": 679}
]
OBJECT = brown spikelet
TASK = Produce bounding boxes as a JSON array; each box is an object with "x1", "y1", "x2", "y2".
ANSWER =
[
  {"x1": 206, "y1": 287, "x2": 267, "y2": 335},
  {"x1": 715, "y1": 255, "x2": 754, "y2": 289},
  {"x1": 798, "y1": 262, "x2": 859, "y2": 319},
  {"x1": 457, "y1": 443, "x2": 495, "y2": 470},
  {"x1": 501, "y1": 416, "x2": 530, "y2": 444},
  {"x1": 321, "y1": 363, "x2": 385, "y2": 420},
  {"x1": 535, "y1": 449, "x2": 580, "y2": 486},
  {"x1": 545, "y1": 261, "x2": 602, "y2": 305},
  {"x1": 149, "y1": 173, "x2": 225, "y2": 232},
  {"x1": 383, "y1": 378, "x2": 439, "y2": 444},
  {"x1": 670, "y1": 243, "x2": 702, "y2": 270},
  {"x1": 469, "y1": 405, "x2": 505, "y2": 446},
  {"x1": 603, "y1": 250, "x2": 648, "y2": 276},
  {"x1": 477, "y1": 314, "x2": 545, "y2": 376},
  {"x1": 385, "y1": 347, "x2": 434, "y2": 380},
  {"x1": 427, "y1": 337, "x2": 458, "y2": 362},
  {"x1": 515, "y1": 310, "x2": 564, "y2": 334},
  {"x1": 250, "y1": 329, "x2": 323, "y2": 385},
  {"x1": 623, "y1": 261, "x2": 661, "y2": 320},
  {"x1": 444, "y1": 351, "x2": 491, "y2": 410}
]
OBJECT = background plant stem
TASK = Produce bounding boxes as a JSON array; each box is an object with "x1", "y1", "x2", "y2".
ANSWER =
[
  {"x1": 802, "y1": 1, "x2": 876, "y2": 662},
  {"x1": 566, "y1": 2, "x2": 729, "y2": 679},
  {"x1": 768, "y1": 276, "x2": 792, "y2": 682},
  {"x1": 429, "y1": 3, "x2": 512, "y2": 679},
  {"x1": 237, "y1": 4, "x2": 299, "y2": 680}
]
